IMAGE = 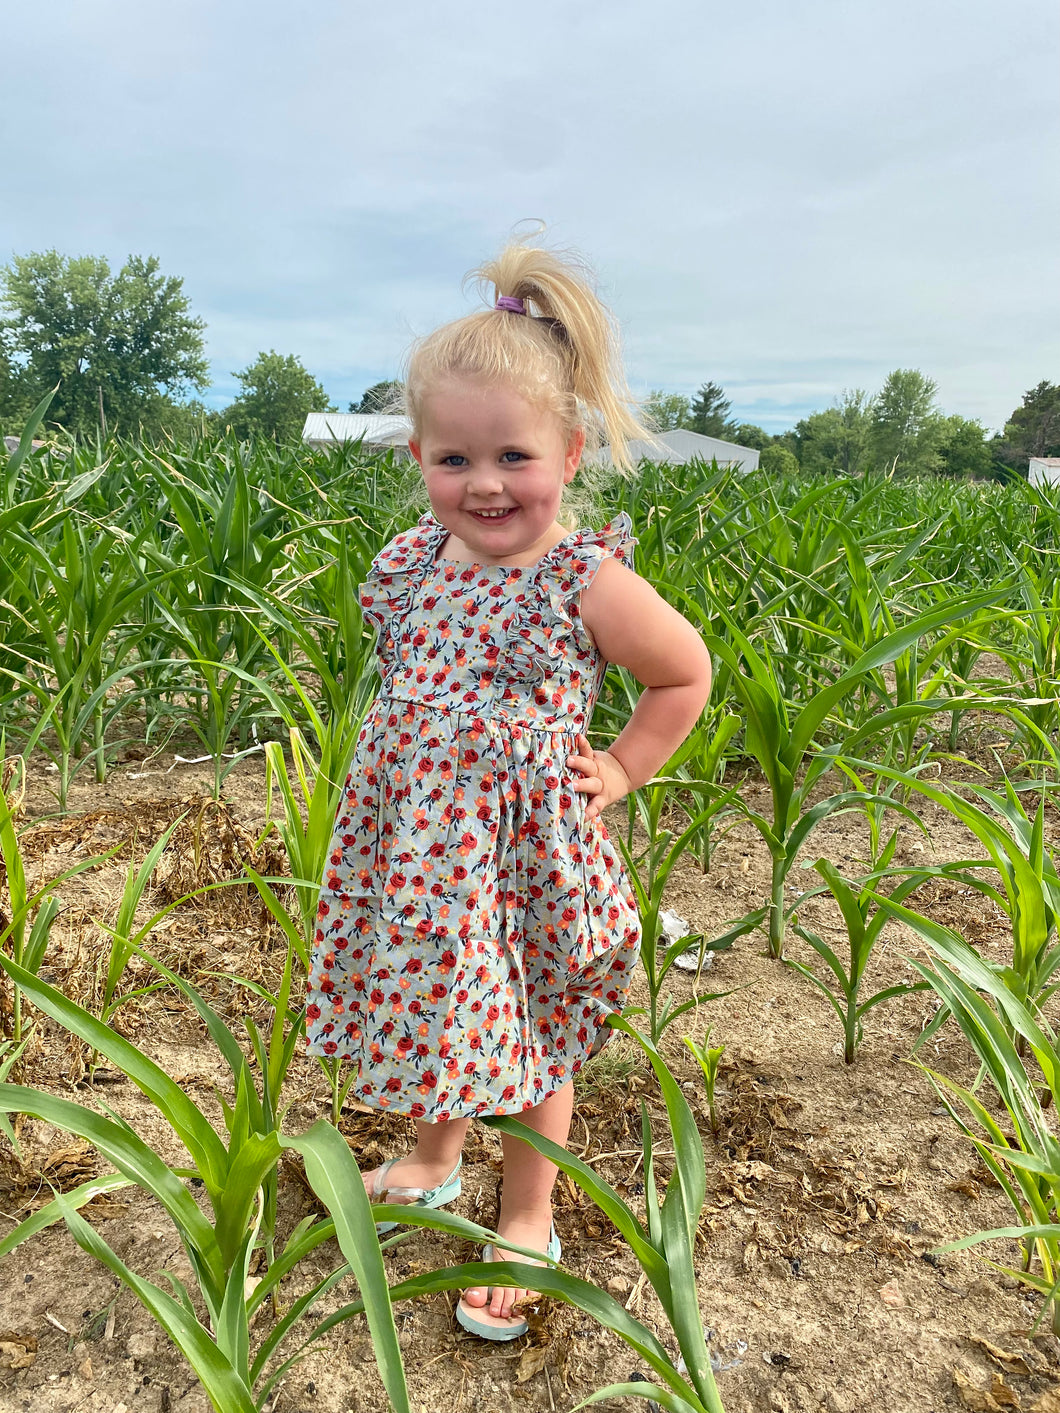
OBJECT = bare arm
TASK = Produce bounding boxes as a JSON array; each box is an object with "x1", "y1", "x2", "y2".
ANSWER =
[{"x1": 571, "y1": 557, "x2": 712, "y2": 818}]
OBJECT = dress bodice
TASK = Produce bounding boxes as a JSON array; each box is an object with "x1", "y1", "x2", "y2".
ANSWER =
[{"x1": 358, "y1": 513, "x2": 635, "y2": 732}]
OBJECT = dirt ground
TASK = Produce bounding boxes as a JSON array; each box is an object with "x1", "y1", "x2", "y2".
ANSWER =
[{"x1": 2, "y1": 738, "x2": 1059, "y2": 1413}]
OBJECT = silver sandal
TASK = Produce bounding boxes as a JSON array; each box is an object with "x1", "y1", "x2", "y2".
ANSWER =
[{"x1": 368, "y1": 1157, "x2": 463, "y2": 1234}]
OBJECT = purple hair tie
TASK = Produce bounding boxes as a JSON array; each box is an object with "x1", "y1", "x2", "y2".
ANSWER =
[{"x1": 495, "y1": 295, "x2": 526, "y2": 314}]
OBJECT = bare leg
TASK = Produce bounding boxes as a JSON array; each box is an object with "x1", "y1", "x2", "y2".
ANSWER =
[
  {"x1": 460, "y1": 1081, "x2": 574, "y2": 1326},
  {"x1": 362, "y1": 1115, "x2": 470, "y2": 1200}
]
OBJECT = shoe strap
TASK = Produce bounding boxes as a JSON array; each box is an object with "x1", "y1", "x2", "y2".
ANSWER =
[{"x1": 371, "y1": 1158, "x2": 461, "y2": 1204}]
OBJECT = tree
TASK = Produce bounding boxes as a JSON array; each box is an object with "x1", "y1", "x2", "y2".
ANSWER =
[
  {"x1": 139, "y1": 396, "x2": 222, "y2": 443},
  {"x1": 995, "y1": 381, "x2": 1060, "y2": 470},
  {"x1": 641, "y1": 389, "x2": 690, "y2": 432},
  {"x1": 794, "y1": 389, "x2": 872, "y2": 477},
  {"x1": 760, "y1": 444, "x2": 800, "y2": 477},
  {"x1": 349, "y1": 379, "x2": 404, "y2": 414},
  {"x1": 687, "y1": 382, "x2": 738, "y2": 440},
  {"x1": 0, "y1": 341, "x2": 36, "y2": 431},
  {"x1": 0, "y1": 251, "x2": 208, "y2": 436},
  {"x1": 936, "y1": 415, "x2": 994, "y2": 479},
  {"x1": 869, "y1": 368, "x2": 946, "y2": 476},
  {"x1": 223, "y1": 352, "x2": 334, "y2": 443},
  {"x1": 733, "y1": 423, "x2": 770, "y2": 451}
]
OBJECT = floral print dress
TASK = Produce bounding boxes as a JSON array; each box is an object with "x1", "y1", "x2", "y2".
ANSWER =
[{"x1": 305, "y1": 512, "x2": 641, "y2": 1122}]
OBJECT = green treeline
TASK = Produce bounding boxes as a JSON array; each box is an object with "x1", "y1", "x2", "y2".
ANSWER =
[
  {"x1": 1, "y1": 250, "x2": 1056, "y2": 476},
  {"x1": 644, "y1": 377, "x2": 1060, "y2": 481}
]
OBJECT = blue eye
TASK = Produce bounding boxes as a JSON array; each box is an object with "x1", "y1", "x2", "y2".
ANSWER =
[
  {"x1": 501, "y1": 451, "x2": 525, "y2": 463},
  {"x1": 441, "y1": 455, "x2": 467, "y2": 468}
]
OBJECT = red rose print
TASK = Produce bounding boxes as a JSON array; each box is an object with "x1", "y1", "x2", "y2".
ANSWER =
[{"x1": 305, "y1": 516, "x2": 640, "y2": 1122}]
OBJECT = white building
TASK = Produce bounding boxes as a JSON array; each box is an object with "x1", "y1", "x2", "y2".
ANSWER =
[
  {"x1": 302, "y1": 412, "x2": 412, "y2": 451},
  {"x1": 1028, "y1": 457, "x2": 1060, "y2": 488},
  {"x1": 593, "y1": 428, "x2": 760, "y2": 474}
]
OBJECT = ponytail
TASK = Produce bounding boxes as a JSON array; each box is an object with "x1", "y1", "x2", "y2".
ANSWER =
[{"x1": 405, "y1": 234, "x2": 647, "y2": 472}]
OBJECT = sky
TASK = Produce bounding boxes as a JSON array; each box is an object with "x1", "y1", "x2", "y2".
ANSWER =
[{"x1": 2, "y1": 0, "x2": 1058, "y2": 434}]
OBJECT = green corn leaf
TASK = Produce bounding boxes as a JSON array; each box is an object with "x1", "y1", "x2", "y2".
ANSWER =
[
  {"x1": 0, "y1": 954, "x2": 229, "y2": 1192},
  {"x1": 214, "y1": 1194, "x2": 261, "y2": 1379},
  {"x1": 0, "y1": 1172, "x2": 132, "y2": 1259},
  {"x1": 54, "y1": 1194, "x2": 256, "y2": 1413},
  {"x1": 281, "y1": 1122, "x2": 411, "y2": 1413},
  {"x1": 572, "y1": 1384, "x2": 704, "y2": 1413},
  {"x1": 329, "y1": 1261, "x2": 691, "y2": 1403},
  {"x1": 0, "y1": 1084, "x2": 225, "y2": 1294}
]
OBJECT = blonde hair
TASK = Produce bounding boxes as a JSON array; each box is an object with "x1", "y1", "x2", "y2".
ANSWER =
[{"x1": 404, "y1": 236, "x2": 648, "y2": 473}]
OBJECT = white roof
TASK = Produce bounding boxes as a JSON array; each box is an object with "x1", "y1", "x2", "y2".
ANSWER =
[
  {"x1": 302, "y1": 412, "x2": 411, "y2": 446},
  {"x1": 1029, "y1": 457, "x2": 1060, "y2": 467},
  {"x1": 592, "y1": 428, "x2": 760, "y2": 471}
]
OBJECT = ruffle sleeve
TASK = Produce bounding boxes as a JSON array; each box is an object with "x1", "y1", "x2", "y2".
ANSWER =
[
  {"x1": 504, "y1": 514, "x2": 637, "y2": 678},
  {"x1": 358, "y1": 514, "x2": 447, "y2": 646}
]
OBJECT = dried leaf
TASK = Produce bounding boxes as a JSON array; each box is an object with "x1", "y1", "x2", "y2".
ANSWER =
[
  {"x1": 42, "y1": 1144, "x2": 95, "y2": 1180},
  {"x1": 82, "y1": 1197, "x2": 128, "y2": 1221},
  {"x1": 954, "y1": 1367, "x2": 1003, "y2": 1410},
  {"x1": 948, "y1": 1179, "x2": 983, "y2": 1200},
  {"x1": 990, "y1": 1375, "x2": 1021, "y2": 1409},
  {"x1": 879, "y1": 1167, "x2": 910, "y2": 1189},
  {"x1": 967, "y1": 1337, "x2": 1032, "y2": 1377},
  {"x1": 732, "y1": 1161, "x2": 774, "y2": 1182},
  {"x1": 0, "y1": 1332, "x2": 37, "y2": 1370},
  {"x1": 516, "y1": 1345, "x2": 550, "y2": 1383},
  {"x1": 1029, "y1": 1392, "x2": 1060, "y2": 1413}
]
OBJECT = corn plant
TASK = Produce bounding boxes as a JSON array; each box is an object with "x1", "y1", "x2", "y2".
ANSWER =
[
  {"x1": 697, "y1": 599, "x2": 976, "y2": 959},
  {"x1": 874, "y1": 913, "x2": 1060, "y2": 1333},
  {"x1": 994, "y1": 558, "x2": 1060, "y2": 762},
  {"x1": 319, "y1": 1013, "x2": 733, "y2": 1411},
  {"x1": 92, "y1": 816, "x2": 185, "y2": 1038},
  {"x1": 1, "y1": 740, "x2": 112, "y2": 1042},
  {"x1": 0, "y1": 947, "x2": 417, "y2": 1413},
  {"x1": 852, "y1": 765, "x2": 1060, "y2": 1027},
  {"x1": 684, "y1": 1026, "x2": 726, "y2": 1135},
  {"x1": 485, "y1": 1015, "x2": 728, "y2": 1412},
  {"x1": 785, "y1": 847, "x2": 930, "y2": 1063},
  {"x1": 1, "y1": 513, "x2": 160, "y2": 782},
  {"x1": 616, "y1": 775, "x2": 754, "y2": 1042}
]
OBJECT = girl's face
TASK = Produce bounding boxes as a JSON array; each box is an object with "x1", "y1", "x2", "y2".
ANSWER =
[{"x1": 410, "y1": 376, "x2": 584, "y2": 566}]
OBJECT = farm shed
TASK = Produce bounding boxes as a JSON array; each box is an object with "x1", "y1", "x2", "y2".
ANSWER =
[
  {"x1": 592, "y1": 428, "x2": 760, "y2": 473},
  {"x1": 1029, "y1": 457, "x2": 1060, "y2": 487},
  {"x1": 302, "y1": 412, "x2": 411, "y2": 451}
]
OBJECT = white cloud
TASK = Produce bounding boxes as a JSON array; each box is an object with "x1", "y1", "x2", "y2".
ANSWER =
[{"x1": 3, "y1": 0, "x2": 1057, "y2": 431}]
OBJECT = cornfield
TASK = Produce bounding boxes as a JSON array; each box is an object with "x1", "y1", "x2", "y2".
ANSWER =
[{"x1": 3, "y1": 409, "x2": 1060, "y2": 1413}]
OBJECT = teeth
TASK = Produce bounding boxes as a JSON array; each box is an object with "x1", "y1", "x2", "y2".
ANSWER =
[{"x1": 474, "y1": 509, "x2": 512, "y2": 518}]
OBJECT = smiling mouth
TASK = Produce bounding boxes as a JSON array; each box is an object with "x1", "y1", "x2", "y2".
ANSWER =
[{"x1": 468, "y1": 508, "x2": 516, "y2": 520}]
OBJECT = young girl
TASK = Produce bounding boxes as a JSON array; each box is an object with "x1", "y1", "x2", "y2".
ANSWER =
[{"x1": 305, "y1": 240, "x2": 712, "y2": 1340}]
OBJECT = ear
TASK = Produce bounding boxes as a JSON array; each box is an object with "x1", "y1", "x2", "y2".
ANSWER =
[
  {"x1": 564, "y1": 427, "x2": 585, "y2": 483},
  {"x1": 409, "y1": 439, "x2": 422, "y2": 468}
]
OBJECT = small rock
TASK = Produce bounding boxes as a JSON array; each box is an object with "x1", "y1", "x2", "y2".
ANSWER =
[
  {"x1": 77, "y1": 1356, "x2": 93, "y2": 1381},
  {"x1": 825, "y1": 1391, "x2": 857, "y2": 1413},
  {"x1": 967, "y1": 1276, "x2": 997, "y2": 1299},
  {"x1": 879, "y1": 1280, "x2": 905, "y2": 1308},
  {"x1": 605, "y1": 1276, "x2": 632, "y2": 1298},
  {"x1": 125, "y1": 1332, "x2": 157, "y2": 1360}
]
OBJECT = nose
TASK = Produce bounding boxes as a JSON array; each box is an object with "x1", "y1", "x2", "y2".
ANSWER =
[{"x1": 465, "y1": 462, "x2": 505, "y2": 496}]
